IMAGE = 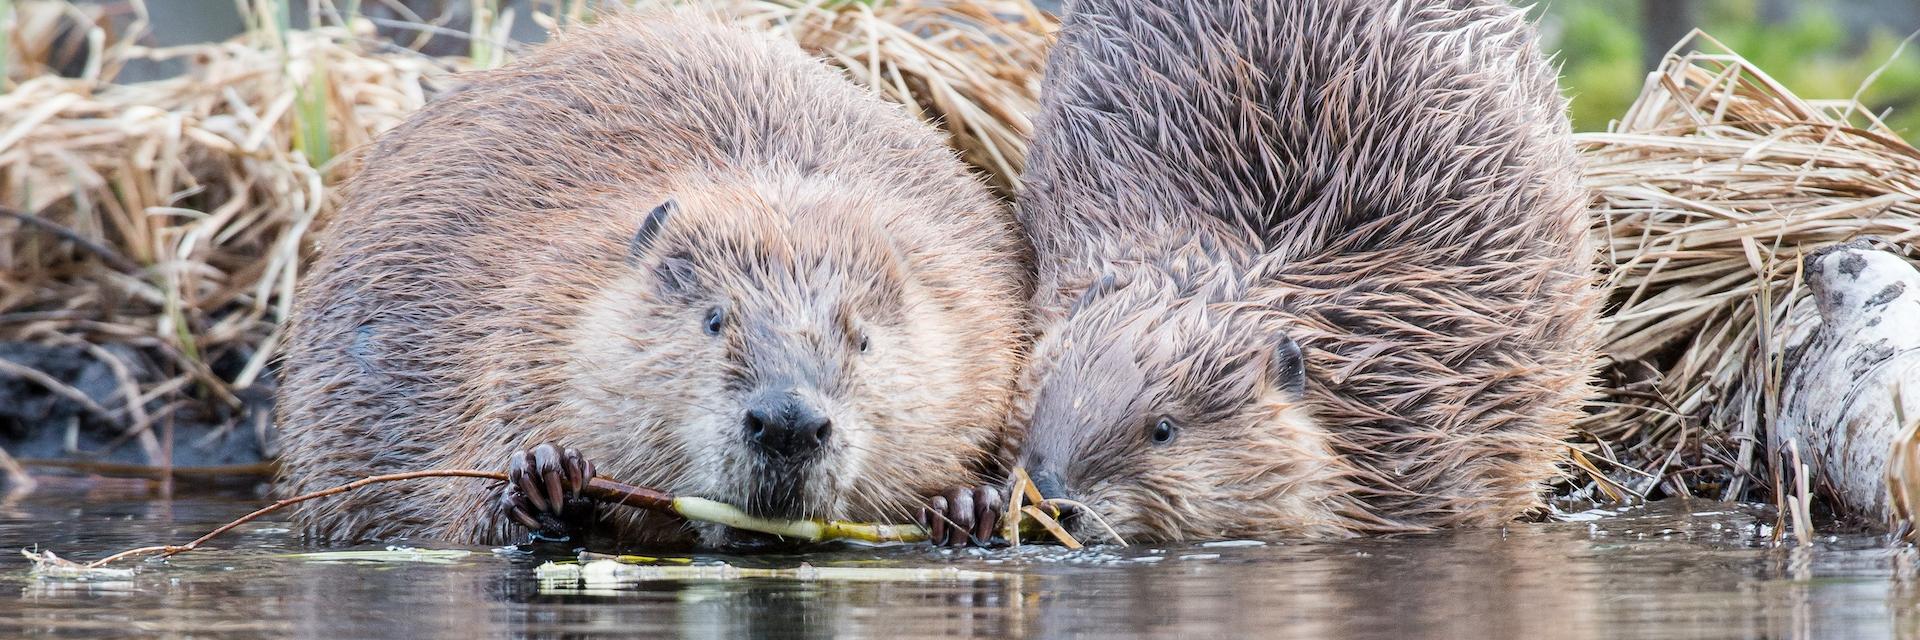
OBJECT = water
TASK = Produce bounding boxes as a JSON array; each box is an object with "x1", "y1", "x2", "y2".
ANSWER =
[{"x1": 1, "y1": 483, "x2": 1914, "y2": 639}]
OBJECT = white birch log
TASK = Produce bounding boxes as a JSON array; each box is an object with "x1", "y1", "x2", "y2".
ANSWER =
[{"x1": 1775, "y1": 240, "x2": 1920, "y2": 522}]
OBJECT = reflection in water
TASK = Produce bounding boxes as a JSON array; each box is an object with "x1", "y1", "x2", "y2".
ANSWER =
[{"x1": 0, "y1": 492, "x2": 1910, "y2": 639}]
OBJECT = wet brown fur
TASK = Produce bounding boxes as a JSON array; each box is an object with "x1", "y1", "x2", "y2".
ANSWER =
[
  {"x1": 273, "y1": 11, "x2": 1028, "y2": 546},
  {"x1": 1016, "y1": 0, "x2": 1600, "y2": 540}
]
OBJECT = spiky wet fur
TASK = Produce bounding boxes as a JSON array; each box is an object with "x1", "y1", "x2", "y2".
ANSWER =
[
  {"x1": 1016, "y1": 0, "x2": 1600, "y2": 540},
  {"x1": 273, "y1": 11, "x2": 1027, "y2": 546}
]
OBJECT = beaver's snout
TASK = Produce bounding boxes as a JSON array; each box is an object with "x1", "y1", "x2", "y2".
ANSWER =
[
  {"x1": 743, "y1": 391, "x2": 833, "y2": 460},
  {"x1": 1030, "y1": 469, "x2": 1072, "y2": 501},
  {"x1": 1028, "y1": 469, "x2": 1083, "y2": 526}
]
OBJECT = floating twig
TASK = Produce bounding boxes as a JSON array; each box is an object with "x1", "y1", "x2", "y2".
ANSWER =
[
  {"x1": 79, "y1": 469, "x2": 511, "y2": 568},
  {"x1": 57, "y1": 468, "x2": 1099, "y2": 572},
  {"x1": 24, "y1": 550, "x2": 134, "y2": 581}
]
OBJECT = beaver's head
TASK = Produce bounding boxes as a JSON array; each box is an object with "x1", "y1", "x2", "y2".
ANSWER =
[
  {"x1": 1015, "y1": 266, "x2": 1347, "y2": 542},
  {"x1": 566, "y1": 181, "x2": 999, "y2": 541}
]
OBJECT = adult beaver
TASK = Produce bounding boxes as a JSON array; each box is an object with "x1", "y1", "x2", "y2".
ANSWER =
[
  {"x1": 952, "y1": 0, "x2": 1600, "y2": 542},
  {"x1": 274, "y1": 10, "x2": 1028, "y2": 547}
]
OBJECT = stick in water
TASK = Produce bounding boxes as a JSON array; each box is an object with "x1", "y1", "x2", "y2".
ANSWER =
[{"x1": 78, "y1": 470, "x2": 938, "y2": 569}]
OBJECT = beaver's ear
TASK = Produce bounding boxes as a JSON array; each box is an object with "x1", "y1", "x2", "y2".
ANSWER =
[
  {"x1": 655, "y1": 253, "x2": 699, "y2": 297},
  {"x1": 626, "y1": 199, "x2": 677, "y2": 265},
  {"x1": 1269, "y1": 334, "x2": 1308, "y2": 397}
]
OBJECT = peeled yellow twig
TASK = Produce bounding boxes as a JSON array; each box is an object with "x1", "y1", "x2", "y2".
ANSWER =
[
  {"x1": 1036, "y1": 498, "x2": 1128, "y2": 547},
  {"x1": 671, "y1": 497, "x2": 930, "y2": 544},
  {"x1": 578, "y1": 551, "x2": 694, "y2": 565},
  {"x1": 1003, "y1": 469, "x2": 1032, "y2": 546},
  {"x1": 1567, "y1": 447, "x2": 1631, "y2": 503},
  {"x1": 44, "y1": 468, "x2": 1096, "y2": 576},
  {"x1": 1021, "y1": 505, "x2": 1082, "y2": 550}
]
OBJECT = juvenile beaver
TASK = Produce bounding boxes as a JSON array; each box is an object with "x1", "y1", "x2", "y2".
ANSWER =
[
  {"x1": 954, "y1": 0, "x2": 1600, "y2": 542},
  {"x1": 273, "y1": 10, "x2": 1028, "y2": 547}
]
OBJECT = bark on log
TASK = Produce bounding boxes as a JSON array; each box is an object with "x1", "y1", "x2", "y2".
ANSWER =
[{"x1": 1775, "y1": 240, "x2": 1920, "y2": 522}]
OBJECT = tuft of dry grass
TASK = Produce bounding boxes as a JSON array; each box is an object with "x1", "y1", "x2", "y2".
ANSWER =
[
  {"x1": 1573, "y1": 32, "x2": 1920, "y2": 505},
  {"x1": 723, "y1": 0, "x2": 1053, "y2": 195},
  {"x1": 2, "y1": 2, "x2": 465, "y2": 468}
]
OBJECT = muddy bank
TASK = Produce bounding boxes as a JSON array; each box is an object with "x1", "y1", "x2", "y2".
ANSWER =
[{"x1": 0, "y1": 342, "x2": 272, "y2": 468}]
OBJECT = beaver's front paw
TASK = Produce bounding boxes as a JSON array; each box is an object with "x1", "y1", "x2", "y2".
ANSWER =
[
  {"x1": 916, "y1": 485, "x2": 1004, "y2": 547},
  {"x1": 500, "y1": 442, "x2": 598, "y2": 541}
]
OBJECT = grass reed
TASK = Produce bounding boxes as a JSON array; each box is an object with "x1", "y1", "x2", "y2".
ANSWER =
[{"x1": 1573, "y1": 32, "x2": 1920, "y2": 505}]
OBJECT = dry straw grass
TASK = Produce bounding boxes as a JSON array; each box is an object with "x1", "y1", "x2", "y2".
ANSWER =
[
  {"x1": 0, "y1": 0, "x2": 1051, "y2": 469},
  {"x1": 722, "y1": 0, "x2": 1051, "y2": 194},
  {"x1": 2, "y1": 2, "x2": 461, "y2": 466},
  {"x1": 1574, "y1": 32, "x2": 1920, "y2": 505}
]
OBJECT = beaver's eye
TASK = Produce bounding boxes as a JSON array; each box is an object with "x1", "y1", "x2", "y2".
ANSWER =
[
  {"x1": 858, "y1": 333, "x2": 870, "y2": 354},
  {"x1": 703, "y1": 307, "x2": 726, "y2": 336},
  {"x1": 1150, "y1": 417, "x2": 1177, "y2": 445}
]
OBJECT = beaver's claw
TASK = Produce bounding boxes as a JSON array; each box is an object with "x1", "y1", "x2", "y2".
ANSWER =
[
  {"x1": 500, "y1": 442, "x2": 598, "y2": 541},
  {"x1": 916, "y1": 485, "x2": 1004, "y2": 547}
]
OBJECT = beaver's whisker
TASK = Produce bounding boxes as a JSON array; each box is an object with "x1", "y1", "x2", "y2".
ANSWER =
[{"x1": 1038, "y1": 498, "x2": 1129, "y2": 546}]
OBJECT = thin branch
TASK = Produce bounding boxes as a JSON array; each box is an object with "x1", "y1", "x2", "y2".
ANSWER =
[
  {"x1": 0, "y1": 357, "x2": 118, "y2": 422},
  {"x1": 85, "y1": 469, "x2": 511, "y2": 568},
  {"x1": 0, "y1": 206, "x2": 143, "y2": 274},
  {"x1": 0, "y1": 445, "x2": 36, "y2": 495},
  {"x1": 70, "y1": 467, "x2": 1092, "y2": 569}
]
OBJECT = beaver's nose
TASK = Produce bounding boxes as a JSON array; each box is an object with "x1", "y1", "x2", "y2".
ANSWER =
[
  {"x1": 1028, "y1": 469, "x2": 1083, "y2": 522},
  {"x1": 744, "y1": 393, "x2": 832, "y2": 459},
  {"x1": 1030, "y1": 469, "x2": 1072, "y2": 501}
]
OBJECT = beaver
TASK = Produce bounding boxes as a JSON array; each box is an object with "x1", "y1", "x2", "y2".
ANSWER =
[
  {"x1": 273, "y1": 10, "x2": 1029, "y2": 547},
  {"x1": 951, "y1": 0, "x2": 1601, "y2": 542}
]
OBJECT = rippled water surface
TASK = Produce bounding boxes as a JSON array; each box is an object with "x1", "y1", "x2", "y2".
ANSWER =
[{"x1": 2, "y1": 482, "x2": 1915, "y2": 639}]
